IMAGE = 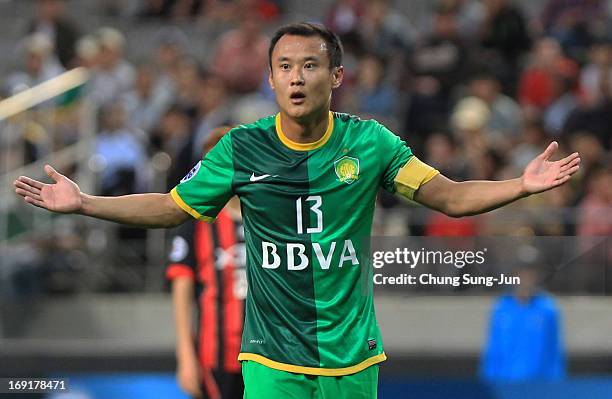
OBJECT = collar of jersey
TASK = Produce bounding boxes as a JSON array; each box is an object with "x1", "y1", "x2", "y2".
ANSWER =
[{"x1": 275, "y1": 111, "x2": 334, "y2": 151}]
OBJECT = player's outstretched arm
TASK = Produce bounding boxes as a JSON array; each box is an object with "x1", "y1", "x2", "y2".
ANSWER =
[
  {"x1": 414, "y1": 142, "x2": 580, "y2": 217},
  {"x1": 14, "y1": 164, "x2": 191, "y2": 228}
]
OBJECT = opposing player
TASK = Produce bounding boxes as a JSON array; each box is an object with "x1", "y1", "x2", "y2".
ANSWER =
[
  {"x1": 167, "y1": 126, "x2": 246, "y2": 399},
  {"x1": 14, "y1": 23, "x2": 580, "y2": 398}
]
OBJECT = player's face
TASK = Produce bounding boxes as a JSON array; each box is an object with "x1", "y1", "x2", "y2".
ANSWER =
[{"x1": 269, "y1": 35, "x2": 343, "y2": 121}]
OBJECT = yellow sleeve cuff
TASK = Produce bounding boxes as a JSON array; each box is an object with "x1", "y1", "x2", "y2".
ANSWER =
[
  {"x1": 394, "y1": 156, "x2": 440, "y2": 200},
  {"x1": 170, "y1": 188, "x2": 215, "y2": 222}
]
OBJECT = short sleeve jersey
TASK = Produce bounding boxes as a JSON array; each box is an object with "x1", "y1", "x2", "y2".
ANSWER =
[{"x1": 172, "y1": 111, "x2": 436, "y2": 376}]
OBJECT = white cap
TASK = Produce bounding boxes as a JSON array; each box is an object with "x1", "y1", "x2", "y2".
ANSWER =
[
  {"x1": 97, "y1": 27, "x2": 126, "y2": 51},
  {"x1": 25, "y1": 32, "x2": 53, "y2": 56},
  {"x1": 76, "y1": 35, "x2": 100, "y2": 59},
  {"x1": 451, "y1": 96, "x2": 491, "y2": 131}
]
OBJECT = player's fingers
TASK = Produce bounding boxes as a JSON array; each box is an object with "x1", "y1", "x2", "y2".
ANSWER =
[
  {"x1": 553, "y1": 175, "x2": 571, "y2": 186},
  {"x1": 559, "y1": 152, "x2": 580, "y2": 166},
  {"x1": 17, "y1": 175, "x2": 44, "y2": 190},
  {"x1": 14, "y1": 180, "x2": 42, "y2": 196},
  {"x1": 540, "y1": 141, "x2": 558, "y2": 161},
  {"x1": 44, "y1": 164, "x2": 63, "y2": 183},
  {"x1": 559, "y1": 165, "x2": 580, "y2": 178},
  {"x1": 560, "y1": 157, "x2": 581, "y2": 172},
  {"x1": 15, "y1": 188, "x2": 43, "y2": 201},
  {"x1": 24, "y1": 195, "x2": 47, "y2": 209}
]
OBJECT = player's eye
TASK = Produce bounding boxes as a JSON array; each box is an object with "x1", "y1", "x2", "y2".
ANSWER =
[
  {"x1": 304, "y1": 63, "x2": 316, "y2": 69},
  {"x1": 279, "y1": 63, "x2": 290, "y2": 70}
]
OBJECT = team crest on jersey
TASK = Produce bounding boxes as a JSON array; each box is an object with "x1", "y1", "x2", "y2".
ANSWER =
[
  {"x1": 180, "y1": 161, "x2": 201, "y2": 183},
  {"x1": 334, "y1": 156, "x2": 360, "y2": 184}
]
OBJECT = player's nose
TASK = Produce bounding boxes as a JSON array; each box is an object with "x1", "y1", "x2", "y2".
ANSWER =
[{"x1": 290, "y1": 69, "x2": 305, "y2": 86}]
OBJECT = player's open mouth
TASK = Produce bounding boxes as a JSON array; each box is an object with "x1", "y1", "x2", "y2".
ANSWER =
[{"x1": 290, "y1": 92, "x2": 306, "y2": 105}]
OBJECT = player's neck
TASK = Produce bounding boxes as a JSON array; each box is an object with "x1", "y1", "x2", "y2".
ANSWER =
[{"x1": 280, "y1": 109, "x2": 329, "y2": 144}]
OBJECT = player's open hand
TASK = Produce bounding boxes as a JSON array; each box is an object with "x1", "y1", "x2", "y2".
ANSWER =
[
  {"x1": 521, "y1": 141, "x2": 580, "y2": 195},
  {"x1": 13, "y1": 165, "x2": 82, "y2": 213}
]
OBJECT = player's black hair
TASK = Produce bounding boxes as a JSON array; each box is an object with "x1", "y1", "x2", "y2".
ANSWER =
[{"x1": 268, "y1": 22, "x2": 343, "y2": 70}]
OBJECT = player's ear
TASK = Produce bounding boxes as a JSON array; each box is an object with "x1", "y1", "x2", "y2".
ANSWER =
[
  {"x1": 268, "y1": 68, "x2": 275, "y2": 91},
  {"x1": 332, "y1": 66, "x2": 344, "y2": 89}
]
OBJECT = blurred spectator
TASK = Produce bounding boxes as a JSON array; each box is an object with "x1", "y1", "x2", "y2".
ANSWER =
[
  {"x1": 541, "y1": 0, "x2": 603, "y2": 34},
  {"x1": 451, "y1": 96, "x2": 491, "y2": 150},
  {"x1": 542, "y1": 58, "x2": 580, "y2": 135},
  {"x1": 563, "y1": 43, "x2": 612, "y2": 150},
  {"x1": 251, "y1": 0, "x2": 282, "y2": 21},
  {"x1": 450, "y1": 96, "x2": 512, "y2": 182},
  {"x1": 510, "y1": 121, "x2": 547, "y2": 170},
  {"x1": 469, "y1": 70, "x2": 523, "y2": 146},
  {"x1": 358, "y1": 0, "x2": 412, "y2": 59},
  {"x1": 579, "y1": 40, "x2": 612, "y2": 106},
  {"x1": 480, "y1": 265, "x2": 566, "y2": 381},
  {"x1": 96, "y1": 0, "x2": 139, "y2": 17},
  {"x1": 412, "y1": 5, "x2": 468, "y2": 94},
  {"x1": 443, "y1": 0, "x2": 486, "y2": 40},
  {"x1": 577, "y1": 165, "x2": 612, "y2": 236},
  {"x1": 210, "y1": 12, "x2": 269, "y2": 94},
  {"x1": 471, "y1": 147, "x2": 505, "y2": 181},
  {"x1": 89, "y1": 27, "x2": 135, "y2": 107},
  {"x1": 540, "y1": 0, "x2": 603, "y2": 61},
  {"x1": 568, "y1": 132, "x2": 606, "y2": 174},
  {"x1": 172, "y1": 57, "x2": 203, "y2": 116},
  {"x1": 154, "y1": 27, "x2": 188, "y2": 79},
  {"x1": 342, "y1": 53, "x2": 398, "y2": 127},
  {"x1": 329, "y1": 4, "x2": 367, "y2": 98},
  {"x1": 152, "y1": 27, "x2": 188, "y2": 106},
  {"x1": 563, "y1": 98, "x2": 612, "y2": 150},
  {"x1": 170, "y1": 0, "x2": 203, "y2": 20},
  {"x1": 518, "y1": 37, "x2": 565, "y2": 114},
  {"x1": 28, "y1": 0, "x2": 80, "y2": 68},
  {"x1": 324, "y1": 0, "x2": 365, "y2": 109},
  {"x1": 192, "y1": 75, "x2": 232, "y2": 159},
  {"x1": 121, "y1": 62, "x2": 174, "y2": 134},
  {"x1": 202, "y1": 0, "x2": 281, "y2": 22},
  {"x1": 138, "y1": 0, "x2": 202, "y2": 20},
  {"x1": 478, "y1": 0, "x2": 531, "y2": 93},
  {"x1": 95, "y1": 103, "x2": 147, "y2": 196},
  {"x1": 405, "y1": 5, "x2": 468, "y2": 149},
  {"x1": 424, "y1": 132, "x2": 470, "y2": 180},
  {"x1": 5, "y1": 33, "x2": 64, "y2": 95},
  {"x1": 232, "y1": 92, "x2": 278, "y2": 125},
  {"x1": 138, "y1": 0, "x2": 173, "y2": 18},
  {"x1": 325, "y1": 0, "x2": 363, "y2": 37},
  {"x1": 425, "y1": 212, "x2": 479, "y2": 236},
  {"x1": 151, "y1": 105, "x2": 195, "y2": 190}
]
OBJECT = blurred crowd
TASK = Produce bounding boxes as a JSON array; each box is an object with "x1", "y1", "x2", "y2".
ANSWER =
[{"x1": 1, "y1": 0, "x2": 611, "y2": 294}]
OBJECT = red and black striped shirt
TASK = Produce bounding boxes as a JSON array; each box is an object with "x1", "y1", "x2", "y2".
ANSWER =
[{"x1": 166, "y1": 209, "x2": 246, "y2": 373}]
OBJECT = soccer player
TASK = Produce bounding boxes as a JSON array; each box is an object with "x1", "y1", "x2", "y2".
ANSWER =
[
  {"x1": 14, "y1": 22, "x2": 580, "y2": 398},
  {"x1": 167, "y1": 126, "x2": 246, "y2": 399}
]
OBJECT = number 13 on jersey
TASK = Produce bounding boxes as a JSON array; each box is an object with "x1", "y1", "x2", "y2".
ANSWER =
[{"x1": 296, "y1": 196, "x2": 323, "y2": 234}]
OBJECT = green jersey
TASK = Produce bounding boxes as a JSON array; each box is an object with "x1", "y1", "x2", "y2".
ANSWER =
[{"x1": 171, "y1": 111, "x2": 437, "y2": 376}]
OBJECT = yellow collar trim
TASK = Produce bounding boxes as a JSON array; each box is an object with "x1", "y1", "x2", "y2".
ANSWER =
[{"x1": 275, "y1": 111, "x2": 334, "y2": 151}]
